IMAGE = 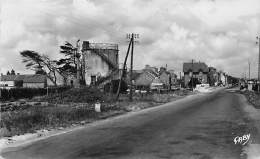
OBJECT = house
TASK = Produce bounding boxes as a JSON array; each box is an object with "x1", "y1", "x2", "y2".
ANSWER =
[
  {"x1": 0, "y1": 75, "x2": 17, "y2": 88},
  {"x1": 22, "y1": 75, "x2": 47, "y2": 88},
  {"x1": 208, "y1": 67, "x2": 219, "y2": 86},
  {"x1": 0, "y1": 74, "x2": 47, "y2": 88},
  {"x1": 183, "y1": 62, "x2": 209, "y2": 87},
  {"x1": 219, "y1": 71, "x2": 227, "y2": 86},
  {"x1": 159, "y1": 68, "x2": 178, "y2": 90},
  {"x1": 135, "y1": 70, "x2": 158, "y2": 90}
]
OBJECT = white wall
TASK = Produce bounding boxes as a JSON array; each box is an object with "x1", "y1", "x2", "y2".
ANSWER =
[
  {"x1": 0, "y1": 81, "x2": 15, "y2": 87},
  {"x1": 84, "y1": 51, "x2": 110, "y2": 85},
  {"x1": 23, "y1": 83, "x2": 45, "y2": 88}
]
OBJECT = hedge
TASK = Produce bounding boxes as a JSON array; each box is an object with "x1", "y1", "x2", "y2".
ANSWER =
[{"x1": 0, "y1": 87, "x2": 71, "y2": 101}]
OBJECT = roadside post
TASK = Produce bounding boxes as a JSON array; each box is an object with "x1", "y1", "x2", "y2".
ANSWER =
[{"x1": 95, "y1": 101, "x2": 101, "y2": 112}]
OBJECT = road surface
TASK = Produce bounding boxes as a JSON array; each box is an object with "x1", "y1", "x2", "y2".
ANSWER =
[{"x1": 1, "y1": 89, "x2": 258, "y2": 159}]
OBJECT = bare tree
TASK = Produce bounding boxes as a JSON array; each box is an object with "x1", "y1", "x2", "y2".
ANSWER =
[{"x1": 20, "y1": 50, "x2": 58, "y2": 86}]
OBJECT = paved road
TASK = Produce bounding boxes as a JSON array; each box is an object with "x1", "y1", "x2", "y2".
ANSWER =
[{"x1": 1, "y1": 89, "x2": 256, "y2": 159}]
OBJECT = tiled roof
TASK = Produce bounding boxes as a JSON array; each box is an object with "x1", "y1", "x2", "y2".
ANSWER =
[
  {"x1": 0, "y1": 75, "x2": 20, "y2": 81},
  {"x1": 183, "y1": 62, "x2": 209, "y2": 73},
  {"x1": 0, "y1": 74, "x2": 46, "y2": 83}
]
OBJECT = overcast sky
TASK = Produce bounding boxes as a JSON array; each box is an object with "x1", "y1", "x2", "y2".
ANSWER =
[{"x1": 0, "y1": 0, "x2": 260, "y2": 78}]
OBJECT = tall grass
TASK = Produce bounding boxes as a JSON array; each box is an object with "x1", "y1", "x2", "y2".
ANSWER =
[{"x1": 0, "y1": 105, "x2": 100, "y2": 137}]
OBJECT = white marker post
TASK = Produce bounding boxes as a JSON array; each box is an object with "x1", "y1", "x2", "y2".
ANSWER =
[{"x1": 95, "y1": 102, "x2": 101, "y2": 112}]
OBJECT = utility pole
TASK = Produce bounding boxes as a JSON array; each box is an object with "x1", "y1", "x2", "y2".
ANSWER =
[
  {"x1": 116, "y1": 37, "x2": 133, "y2": 100},
  {"x1": 179, "y1": 72, "x2": 182, "y2": 88},
  {"x1": 191, "y1": 59, "x2": 194, "y2": 91},
  {"x1": 129, "y1": 34, "x2": 134, "y2": 101},
  {"x1": 116, "y1": 33, "x2": 139, "y2": 101},
  {"x1": 248, "y1": 60, "x2": 251, "y2": 80},
  {"x1": 128, "y1": 33, "x2": 139, "y2": 101},
  {"x1": 256, "y1": 36, "x2": 260, "y2": 91}
]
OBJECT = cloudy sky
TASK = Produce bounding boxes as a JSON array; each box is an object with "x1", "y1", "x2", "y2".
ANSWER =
[{"x1": 0, "y1": 0, "x2": 260, "y2": 78}]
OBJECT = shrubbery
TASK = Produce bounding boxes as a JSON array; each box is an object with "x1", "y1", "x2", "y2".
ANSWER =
[
  {"x1": 44, "y1": 87, "x2": 106, "y2": 104},
  {"x1": 103, "y1": 79, "x2": 128, "y2": 94}
]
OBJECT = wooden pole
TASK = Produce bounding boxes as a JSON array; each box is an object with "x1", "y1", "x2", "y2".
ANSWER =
[
  {"x1": 116, "y1": 38, "x2": 133, "y2": 100},
  {"x1": 130, "y1": 33, "x2": 134, "y2": 101},
  {"x1": 191, "y1": 59, "x2": 194, "y2": 91}
]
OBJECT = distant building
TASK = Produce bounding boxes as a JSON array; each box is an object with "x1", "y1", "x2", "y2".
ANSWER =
[
  {"x1": 135, "y1": 70, "x2": 158, "y2": 90},
  {"x1": 219, "y1": 71, "x2": 227, "y2": 86},
  {"x1": 208, "y1": 67, "x2": 219, "y2": 86},
  {"x1": 183, "y1": 62, "x2": 209, "y2": 87},
  {"x1": 0, "y1": 74, "x2": 47, "y2": 88},
  {"x1": 159, "y1": 68, "x2": 177, "y2": 90}
]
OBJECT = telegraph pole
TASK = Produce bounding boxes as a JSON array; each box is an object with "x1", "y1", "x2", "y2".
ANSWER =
[
  {"x1": 191, "y1": 59, "x2": 194, "y2": 91},
  {"x1": 116, "y1": 36, "x2": 133, "y2": 100},
  {"x1": 256, "y1": 36, "x2": 260, "y2": 91},
  {"x1": 179, "y1": 72, "x2": 182, "y2": 88},
  {"x1": 128, "y1": 33, "x2": 139, "y2": 101},
  {"x1": 248, "y1": 60, "x2": 251, "y2": 80},
  {"x1": 129, "y1": 34, "x2": 134, "y2": 101},
  {"x1": 257, "y1": 36, "x2": 260, "y2": 81}
]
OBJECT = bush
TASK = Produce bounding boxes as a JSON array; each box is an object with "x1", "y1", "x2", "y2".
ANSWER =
[
  {"x1": 104, "y1": 79, "x2": 128, "y2": 94},
  {"x1": 44, "y1": 87, "x2": 105, "y2": 104}
]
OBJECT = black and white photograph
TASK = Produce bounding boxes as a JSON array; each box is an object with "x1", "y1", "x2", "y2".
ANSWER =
[{"x1": 0, "y1": 0, "x2": 260, "y2": 158}]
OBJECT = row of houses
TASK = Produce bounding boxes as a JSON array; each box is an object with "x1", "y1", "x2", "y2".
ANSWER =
[
  {"x1": 0, "y1": 64, "x2": 178, "y2": 91},
  {"x1": 0, "y1": 40, "x2": 232, "y2": 90},
  {"x1": 129, "y1": 65, "x2": 178, "y2": 91}
]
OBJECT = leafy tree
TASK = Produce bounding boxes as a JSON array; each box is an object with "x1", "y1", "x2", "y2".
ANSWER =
[
  {"x1": 57, "y1": 41, "x2": 77, "y2": 75},
  {"x1": 58, "y1": 40, "x2": 83, "y2": 86},
  {"x1": 6, "y1": 71, "x2": 10, "y2": 75}
]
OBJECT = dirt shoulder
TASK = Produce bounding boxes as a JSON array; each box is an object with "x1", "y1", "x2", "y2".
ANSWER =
[{"x1": 236, "y1": 91, "x2": 260, "y2": 159}]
